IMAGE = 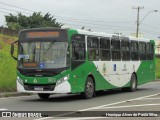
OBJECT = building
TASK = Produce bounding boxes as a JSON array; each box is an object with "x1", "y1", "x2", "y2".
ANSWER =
[{"x1": 155, "y1": 40, "x2": 160, "y2": 56}]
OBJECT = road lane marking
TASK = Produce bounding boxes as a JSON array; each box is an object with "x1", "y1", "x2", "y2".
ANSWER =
[
  {"x1": 0, "y1": 108, "x2": 8, "y2": 111},
  {"x1": 34, "y1": 117, "x2": 54, "y2": 120},
  {"x1": 80, "y1": 92, "x2": 160, "y2": 111},
  {"x1": 34, "y1": 112, "x2": 80, "y2": 120},
  {"x1": 34, "y1": 92, "x2": 160, "y2": 120},
  {"x1": 137, "y1": 97, "x2": 160, "y2": 100},
  {"x1": 100, "y1": 103, "x2": 160, "y2": 109},
  {"x1": 0, "y1": 98, "x2": 6, "y2": 100}
]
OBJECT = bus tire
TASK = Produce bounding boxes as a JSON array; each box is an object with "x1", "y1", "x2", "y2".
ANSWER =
[
  {"x1": 38, "y1": 93, "x2": 50, "y2": 99},
  {"x1": 129, "y1": 73, "x2": 137, "y2": 92},
  {"x1": 82, "y1": 77, "x2": 95, "y2": 99}
]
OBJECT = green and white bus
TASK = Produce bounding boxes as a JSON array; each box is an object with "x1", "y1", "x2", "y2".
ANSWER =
[{"x1": 11, "y1": 28, "x2": 156, "y2": 99}]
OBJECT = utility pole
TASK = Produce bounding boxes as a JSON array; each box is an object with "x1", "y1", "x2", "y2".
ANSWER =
[{"x1": 132, "y1": 6, "x2": 144, "y2": 38}]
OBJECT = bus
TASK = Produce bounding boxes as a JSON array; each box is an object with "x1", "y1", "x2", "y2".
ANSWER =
[{"x1": 10, "y1": 27, "x2": 156, "y2": 99}]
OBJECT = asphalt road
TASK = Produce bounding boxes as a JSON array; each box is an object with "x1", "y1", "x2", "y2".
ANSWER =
[{"x1": 0, "y1": 81, "x2": 160, "y2": 120}]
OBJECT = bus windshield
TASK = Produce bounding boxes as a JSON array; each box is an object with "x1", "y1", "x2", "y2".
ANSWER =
[{"x1": 18, "y1": 41, "x2": 69, "y2": 69}]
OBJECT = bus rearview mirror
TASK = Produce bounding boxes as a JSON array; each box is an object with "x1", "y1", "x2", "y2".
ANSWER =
[
  {"x1": 10, "y1": 40, "x2": 18, "y2": 60},
  {"x1": 11, "y1": 43, "x2": 14, "y2": 55}
]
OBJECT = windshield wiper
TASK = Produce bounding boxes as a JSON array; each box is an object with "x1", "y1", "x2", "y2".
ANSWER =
[{"x1": 44, "y1": 40, "x2": 56, "y2": 54}]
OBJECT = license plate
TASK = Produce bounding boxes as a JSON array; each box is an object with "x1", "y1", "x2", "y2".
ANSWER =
[{"x1": 34, "y1": 86, "x2": 43, "y2": 91}]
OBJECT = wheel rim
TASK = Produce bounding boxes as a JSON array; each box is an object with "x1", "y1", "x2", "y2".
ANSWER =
[{"x1": 86, "y1": 81, "x2": 94, "y2": 95}]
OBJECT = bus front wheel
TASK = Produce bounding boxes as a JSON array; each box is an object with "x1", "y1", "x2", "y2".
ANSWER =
[
  {"x1": 82, "y1": 77, "x2": 95, "y2": 99},
  {"x1": 38, "y1": 93, "x2": 50, "y2": 99}
]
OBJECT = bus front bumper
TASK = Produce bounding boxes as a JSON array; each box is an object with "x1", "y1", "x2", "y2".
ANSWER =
[{"x1": 16, "y1": 80, "x2": 71, "y2": 94}]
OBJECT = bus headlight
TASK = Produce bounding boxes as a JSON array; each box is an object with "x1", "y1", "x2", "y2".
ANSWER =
[
  {"x1": 17, "y1": 77, "x2": 24, "y2": 86},
  {"x1": 56, "y1": 75, "x2": 69, "y2": 86}
]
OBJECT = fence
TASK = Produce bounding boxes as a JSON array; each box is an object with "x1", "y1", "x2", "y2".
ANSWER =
[{"x1": 0, "y1": 27, "x2": 19, "y2": 37}]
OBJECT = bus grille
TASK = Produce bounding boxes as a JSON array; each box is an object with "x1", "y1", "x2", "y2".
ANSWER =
[{"x1": 24, "y1": 83, "x2": 56, "y2": 91}]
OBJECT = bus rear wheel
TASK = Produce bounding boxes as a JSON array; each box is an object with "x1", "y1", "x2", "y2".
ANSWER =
[
  {"x1": 82, "y1": 77, "x2": 95, "y2": 99},
  {"x1": 38, "y1": 93, "x2": 50, "y2": 99},
  {"x1": 129, "y1": 73, "x2": 137, "y2": 92}
]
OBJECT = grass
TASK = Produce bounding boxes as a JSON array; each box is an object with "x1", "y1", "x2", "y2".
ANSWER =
[
  {"x1": 156, "y1": 58, "x2": 160, "y2": 79},
  {"x1": 0, "y1": 34, "x2": 17, "y2": 91}
]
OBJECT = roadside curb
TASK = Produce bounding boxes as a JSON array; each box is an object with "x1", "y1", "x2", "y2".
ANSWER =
[
  {"x1": 0, "y1": 92, "x2": 31, "y2": 98},
  {"x1": 155, "y1": 79, "x2": 160, "y2": 81}
]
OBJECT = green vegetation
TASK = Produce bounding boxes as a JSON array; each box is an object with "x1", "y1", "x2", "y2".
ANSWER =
[
  {"x1": 5, "y1": 12, "x2": 63, "y2": 30},
  {"x1": 0, "y1": 34, "x2": 17, "y2": 91},
  {"x1": 156, "y1": 58, "x2": 160, "y2": 79}
]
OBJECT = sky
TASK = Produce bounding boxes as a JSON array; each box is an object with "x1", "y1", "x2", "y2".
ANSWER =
[{"x1": 0, "y1": 0, "x2": 159, "y2": 40}]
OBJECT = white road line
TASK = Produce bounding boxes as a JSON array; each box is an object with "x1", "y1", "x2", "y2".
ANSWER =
[
  {"x1": 0, "y1": 108, "x2": 8, "y2": 111},
  {"x1": 0, "y1": 98, "x2": 6, "y2": 100},
  {"x1": 34, "y1": 112, "x2": 77, "y2": 120},
  {"x1": 34, "y1": 117, "x2": 54, "y2": 120},
  {"x1": 34, "y1": 92, "x2": 160, "y2": 120},
  {"x1": 100, "y1": 103, "x2": 160, "y2": 109},
  {"x1": 80, "y1": 92, "x2": 160, "y2": 111},
  {"x1": 137, "y1": 97, "x2": 160, "y2": 100}
]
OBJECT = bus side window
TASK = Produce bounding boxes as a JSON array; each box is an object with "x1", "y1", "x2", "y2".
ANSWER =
[
  {"x1": 111, "y1": 39, "x2": 121, "y2": 61},
  {"x1": 100, "y1": 38, "x2": 110, "y2": 61},
  {"x1": 147, "y1": 43, "x2": 154, "y2": 60},
  {"x1": 121, "y1": 40, "x2": 130, "y2": 61},
  {"x1": 139, "y1": 42, "x2": 146, "y2": 60},
  {"x1": 131, "y1": 41, "x2": 139, "y2": 61},
  {"x1": 73, "y1": 41, "x2": 85, "y2": 60},
  {"x1": 87, "y1": 37, "x2": 99, "y2": 61},
  {"x1": 71, "y1": 34, "x2": 86, "y2": 70}
]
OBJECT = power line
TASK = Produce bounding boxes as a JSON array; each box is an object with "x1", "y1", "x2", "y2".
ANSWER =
[
  {"x1": 0, "y1": 7, "x2": 30, "y2": 14},
  {"x1": 141, "y1": 29, "x2": 160, "y2": 35},
  {"x1": 141, "y1": 23, "x2": 160, "y2": 30},
  {"x1": 56, "y1": 15, "x2": 133, "y2": 24},
  {"x1": 141, "y1": 31, "x2": 159, "y2": 36},
  {"x1": 82, "y1": 0, "x2": 132, "y2": 8},
  {"x1": 0, "y1": 10, "x2": 11, "y2": 14},
  {"x1": 0, "y1": 0, "x2": 158, "y2": 38},
  {"x1": 0, "y1": 1, "x2": 34, "y2": 12},
  {"x1": 57, "y1": 19, "x2": 134, "y2": 29},
  {"x1": 0, "y1": 8, "x2": 134, "y2": 29},
  {"x1": 0, "y1": 10, "x2": 135, "y2": 33},
  {"x1": 0, "y1": 1, "x2": 135, "y2": 30},
  {"x1": 63, "y1": 22, "x2": 135, "y2": 32},
  {"x1": 0, "y1": 1, "x2": 134, "y2": 25}
]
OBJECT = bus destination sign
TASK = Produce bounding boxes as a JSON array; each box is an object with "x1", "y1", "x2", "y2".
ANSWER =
[{"x1": 27, "y1": 31, "x2": 59, "y2": 38}]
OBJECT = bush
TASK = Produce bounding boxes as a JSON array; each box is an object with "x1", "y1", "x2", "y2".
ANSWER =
[{"x1": 0, "y1": 36, "x2": 17, "y2": 91}]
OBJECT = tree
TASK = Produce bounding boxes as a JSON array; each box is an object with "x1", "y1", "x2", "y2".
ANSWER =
[{"x1": 5, "y1": 12, "x2": 63, "y2": 30}]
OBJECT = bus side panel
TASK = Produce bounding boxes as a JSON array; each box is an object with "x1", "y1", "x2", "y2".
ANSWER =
[
  {"x1": 137, "y1": 60, "x2": 155, "y2": 85},
  {"x1": 91, "y1": 61, "x2": 127, "y2": 90},
  {"x1": 69, "y1": 61, "x2": 117, "y2": 93}
]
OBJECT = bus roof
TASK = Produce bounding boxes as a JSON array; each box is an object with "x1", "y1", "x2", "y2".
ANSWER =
[
  {"x1": 77, "y1": 29, "x2": 113, "y2": 38},
  {"x1": 128, "y1": 36, "x2": 150, "y2": 42},
  {"x1": 19, "y1": 27, "x2": 153, "y2": 42},
  {"x1": 77, "y1": 29, "x2": 152, "y2": 42}
]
